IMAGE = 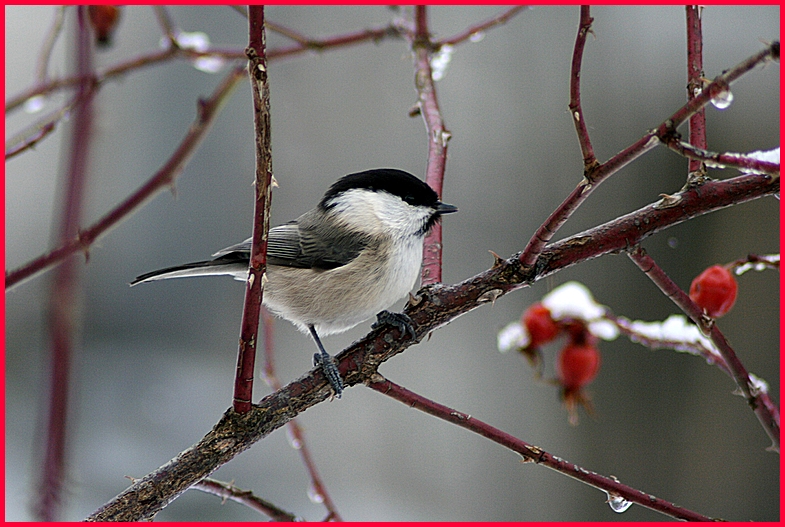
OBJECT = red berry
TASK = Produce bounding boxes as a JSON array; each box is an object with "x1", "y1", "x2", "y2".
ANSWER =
[
  {"x1": 88, "y1": 6, "x2": 121, "y2": 46},
  {"x1": 556, "y1": 342, "x2": 600, "y2": 392},
  {"x1": 522, "y1": 303, "x2": 560, "y2": 348},
  {"x1": 689, "y1": 265, "x2": 738, "y2": 318}
]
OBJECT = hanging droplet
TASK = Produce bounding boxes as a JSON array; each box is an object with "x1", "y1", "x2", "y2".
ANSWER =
[
  {"x1": 710, "y1": 89, "x2": 733, "y2": 109},
  {"x1": 606, "y1": 493, "x2": 633, "y2": 513},
  {"x1": 469, "y1": 31, "x2": 485, "y2": 43},
  {"x1": 307, "y1": 483, "x2": 325, "y2": 504}
]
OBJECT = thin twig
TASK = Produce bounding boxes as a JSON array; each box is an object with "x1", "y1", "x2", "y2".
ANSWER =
[
  {"x1": 6, "y1": 86, "x2": 93, "y2": 160},
  {"x1": 6, "y1": 23, "x2": 404, "y2": 114},
  {"x1": 152, "y1": 5, "x2": 178, "y2": 45},
  {"x1": 411, "y1": 6, "x2": 450, "y2": 286},
  {"x1": 627, "y1": 246, "x2": 779, "y2": 451},
  {"x1": 260, "y1": 310, "x2": 343, "y2": 521},
  {"x1": 685, "y1": 5, "x2": 707, "y2": 177},
  {"x1": 233, "y1": 6, "x2": 273, "y2": 414},
  {"x1": 369, "y1": 376, "x2": 714, "y2": 521},
  {"x1": 5, "y1": 64, "x2": 246, "y2": 290},
  {"x1": 439, "y1": 5, "x2": 528, "y2": 46},
  {"x1": 36, "y1": 5, "x2": 68, "y2": 83},
  {"x1": 519, "y1": 40, "x2": 779, "y2": 268},
  {"x1": 568, "y1": 6, "x2": 597, "y2": 170},
  {"x1": 661, "y1": 139, "x2": 780, "y2": 177},
  {"x1": 192, "y1": 478, "x2": 298, "y2": 521}
]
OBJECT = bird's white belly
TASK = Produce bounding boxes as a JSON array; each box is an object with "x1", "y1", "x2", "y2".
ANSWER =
[{"x1": 262, "y1": 237, "x2": 422, "y2": 335}]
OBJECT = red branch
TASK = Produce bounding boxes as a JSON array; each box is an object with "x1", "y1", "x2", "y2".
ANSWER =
[
  {"x1": 259, "y1": 309, "x2": 343, "y2": 521},
  {"x1": 568, "y1": 6, "x2": 596, "y2": 169},
  {"x1": 627, "y1": 247, "x2": 779, "y2": 451},
  {"x1": 412, "y1": 6, "x2": 451, "y2": 286},
  {"x1": 369, "y1": 377, "x2": 714, "y2": 521},
  {"x1": 5, "y1": 24, "x2": 405, "y2": 114},
  {"x1": 5, "y1": 65, "x2": 246, "y2": 290},
  {"x1": 36, "y1": 7, "x2": 93, "y2": 521},
  {"x1": 661, "y1": 139, "x2": 780, "y2": 177},
  {"x1": 192, "y1": 478, "x2": 297, "y2": 521},
  {"x1": 520, "y1": 40, "x2": 779, "y2": 268},
  {"x1": 685, "y1": 6, "x2": 707, "y2": 175},
  {"x1": 234, "y1": 5, "x2": 273, "y2": 413},
  {"x1": 439, "y1": 5, "x2": 528, "y2": 46}
]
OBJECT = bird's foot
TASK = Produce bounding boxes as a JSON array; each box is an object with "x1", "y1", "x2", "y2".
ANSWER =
[
  {"x1": 313, "y1": 351, "x2": 344, "y2": 398},
  {"x1": 373, "y1": 310, "x2": 417, "y2": 340}
]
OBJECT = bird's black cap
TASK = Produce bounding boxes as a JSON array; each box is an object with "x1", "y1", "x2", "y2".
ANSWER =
[{"x1": 320, "y1": 168, "x2": 442, "y2": 210}]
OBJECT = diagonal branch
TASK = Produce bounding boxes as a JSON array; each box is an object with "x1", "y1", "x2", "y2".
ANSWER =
[
  {"x1": 519, "y1": 40, "x2": 779, "y2": 268},
  {"x1": 192, "y1": 478, "x2": 297, "y2": 521},
  {"x1": 5, "y1": 64, "x2": 246, "y2": 290},
  {"x1": 439, "y1": 5, "x2": 528, "y2": 46},
  {"x1": 627, "y1": 247, "x2": 779, "y2": 451},
  {"x1": 368, "y1": 376, "x2": 714, "y2": 521},
  {"x1": 85, "y1": 169, "x2": 777, "y2": 522}
]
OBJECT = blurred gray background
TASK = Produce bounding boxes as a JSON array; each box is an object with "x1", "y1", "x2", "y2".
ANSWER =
[{"x1": 5, "y1": 5, "x2": 779, "y2": 521}]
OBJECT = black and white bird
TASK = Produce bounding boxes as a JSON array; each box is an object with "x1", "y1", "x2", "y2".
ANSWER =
[{"x1": 132, "y1": 168, "x2": 457, "y2": 397}]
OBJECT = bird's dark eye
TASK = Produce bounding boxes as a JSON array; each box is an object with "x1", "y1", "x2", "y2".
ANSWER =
[{"x1": 403, "y1": 195, "x2": 416, "y2": 205}]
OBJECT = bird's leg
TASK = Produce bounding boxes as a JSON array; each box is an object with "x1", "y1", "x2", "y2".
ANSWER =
[
  {"x1": 373, "y1": 310, "x2": 417, "y2": 340},
  {"x1": 308, "y1": 325, "x2": 344, "y2": 398}
]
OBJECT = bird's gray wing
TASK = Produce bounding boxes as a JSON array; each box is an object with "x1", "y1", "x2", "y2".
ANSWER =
[{"x1": 213, "y1": 216, "x2": 370, "y2": 270}]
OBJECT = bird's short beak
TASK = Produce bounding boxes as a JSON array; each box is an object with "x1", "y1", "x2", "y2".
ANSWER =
[{"x1": 436, "y1": 202, "x2": 458, "y2": 214}]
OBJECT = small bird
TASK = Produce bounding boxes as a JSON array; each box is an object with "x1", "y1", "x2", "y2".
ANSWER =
[{"x1": 132, "y1": 168, "x2": 457, "y2": 397}]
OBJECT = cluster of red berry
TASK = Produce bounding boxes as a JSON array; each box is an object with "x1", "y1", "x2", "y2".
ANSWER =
[
  {"x1": 521, "y1": 303, "x2": 600, "y2": 425},
  {"x1": 515, "y1": 264, "x2": 739, "y2": 425}
]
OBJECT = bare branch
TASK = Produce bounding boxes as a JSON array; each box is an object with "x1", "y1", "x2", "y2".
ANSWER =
[
  {"x1": 260, "y1": 310, "x2": 343, "y2": 521},
  {"x1": 627, "y1": 247, "x2": 779, "y2": 451},
  {"x1": 233, "y1": 5, "x2": 273, "y2": 414},
  {"x1": 369, "y1": 377, "x2": 714, "y2": 521},
  {"x1": 685, "y1": 5, "x2": 707, "y2": 177},
  {"x1": 520, "y1": 40, "x2": 779, "y2": 267},
  {"x1": 661, "y1": 139, "x2": 780, "y2": 177},
  {"x1": 192, "y1": 478, "x2": 298, "y2": 521},
  {"x1": 439, "y1": 5, "x2": 528, "y2": 46},
  {"x1": 568, "y1": 6, "x2": 597, "y2": 169},
  {"x1": 36, "y1": 8, "x2": 93, "y2": 521},
  {"x1": 411, "y1": 6, "x2": 450, "y2": 286},
  {"x1": 5, "y1": 65, "x2": 246, "y2": 290},
  {"x1": 85, "y1": 169, "x2": 776, "y2": 521}
]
